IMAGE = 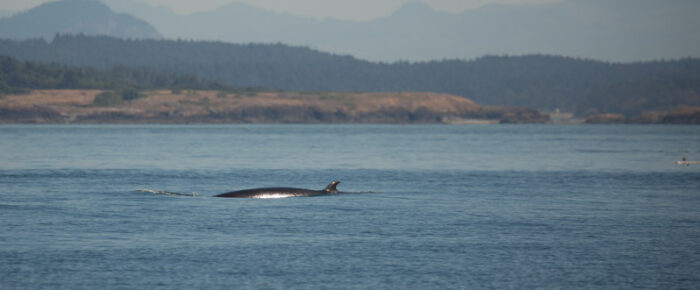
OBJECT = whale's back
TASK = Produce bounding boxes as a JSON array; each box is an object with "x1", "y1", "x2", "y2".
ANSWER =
[
  {"x1": 215, "y1": 187, "x2": 321, "y2": 198},
  {"x1": 215, "y1": 181, "x2": 341, "y2": 198}
]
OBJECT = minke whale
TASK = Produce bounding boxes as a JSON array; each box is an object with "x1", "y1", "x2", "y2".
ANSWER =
[{"x1": 214, "y1": 181, "x2": 341, "y2": 199}]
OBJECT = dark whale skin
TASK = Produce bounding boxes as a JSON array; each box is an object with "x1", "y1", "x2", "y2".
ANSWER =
[{"x1": 214, "y1": 181, "x2": 340, "y2": 198}]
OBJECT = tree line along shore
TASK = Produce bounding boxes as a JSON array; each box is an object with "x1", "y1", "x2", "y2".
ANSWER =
[
  {"x1": 2, "y1": 35, "x2": 699, "y2": 118},
  {"x1": 1, "y1": 53, "x2": 698, "y2": 124}
]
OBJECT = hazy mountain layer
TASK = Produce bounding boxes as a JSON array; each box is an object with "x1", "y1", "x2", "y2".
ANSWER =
[
  {"x1": 0, "y1": 0, "x2": 161, "y2": 41},
  {"x1": 102, "y1": 0, "x2": 700, "y2": 62}
]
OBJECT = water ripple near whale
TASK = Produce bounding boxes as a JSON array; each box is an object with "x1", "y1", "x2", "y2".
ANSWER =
[{"x1": 136, "y1": 189, "x2": 199, "y2": 197}]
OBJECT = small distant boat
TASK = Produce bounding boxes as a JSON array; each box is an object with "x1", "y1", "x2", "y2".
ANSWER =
[{"x1": 676, "y1": 160, "x2": 699, "y2": 166}]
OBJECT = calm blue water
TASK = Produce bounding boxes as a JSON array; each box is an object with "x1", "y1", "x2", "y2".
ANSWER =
[{"x1": 1, "y1": 124, "x2": 699, "y2": 289}]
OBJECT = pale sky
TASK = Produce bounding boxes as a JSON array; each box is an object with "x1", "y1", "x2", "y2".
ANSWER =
[{"x1": 1, "y1": 0, "x2": 562, "y2": 21}]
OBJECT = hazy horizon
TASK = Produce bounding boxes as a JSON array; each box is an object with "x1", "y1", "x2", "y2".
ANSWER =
[
  {"x1": 2, "y1": 0, "x2": 564, "y2": 21},
  {"x1": 1, "y1": 0, "x2": 698, "y2": 62}
]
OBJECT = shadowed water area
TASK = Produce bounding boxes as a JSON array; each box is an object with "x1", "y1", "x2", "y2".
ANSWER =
[{"x1": 1, "y1": 124, "x2": 699, "y2": 288}]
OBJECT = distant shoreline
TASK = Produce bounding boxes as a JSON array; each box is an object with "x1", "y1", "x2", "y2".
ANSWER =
[
  {"x1": 0, "y1": 90, "x2": 549, "y2": 124},
  {"x1": 1, "y1": 89, "x2": 698, "y2": 124}
]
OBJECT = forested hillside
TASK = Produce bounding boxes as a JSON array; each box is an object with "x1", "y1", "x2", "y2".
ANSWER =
[
  {"x1": 1, "y1": 35, "x2": 699, "y2": 116},
  {"x1": 0, "y1": 55, "x2": 237, "y2": 94}
]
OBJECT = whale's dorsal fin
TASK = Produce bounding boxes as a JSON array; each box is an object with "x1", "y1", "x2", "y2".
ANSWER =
[{"x1": 324, "y1": 181, "x2": 340, "y2": 193}]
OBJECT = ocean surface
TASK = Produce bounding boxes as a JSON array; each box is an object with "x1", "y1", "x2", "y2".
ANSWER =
[{"x1": 1, "y1": 124, "x2": 699, "y2": 289}]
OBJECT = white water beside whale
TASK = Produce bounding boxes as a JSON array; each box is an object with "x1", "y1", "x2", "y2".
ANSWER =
[{"x1": 137, "y1": 188, "x2": 199, "y2": 197}]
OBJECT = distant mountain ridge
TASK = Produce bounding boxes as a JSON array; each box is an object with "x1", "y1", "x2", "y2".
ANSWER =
[
  {"x1": 0, "y1": 0, "x2": 161, "y2": 40},
  {"x1": 3, "y1": 0, "x2": 697, "y2": 62},
  {"x1": 1, "y1": 35, "x2": 698, "y2": 117},
  {"x1": 101, "y1": 0, "x2": 700, "y2": 62}
]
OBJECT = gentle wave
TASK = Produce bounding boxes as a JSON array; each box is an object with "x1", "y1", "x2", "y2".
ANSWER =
[{"x1": 136, "y1": 189, "x2": 199, "y2": 197}]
